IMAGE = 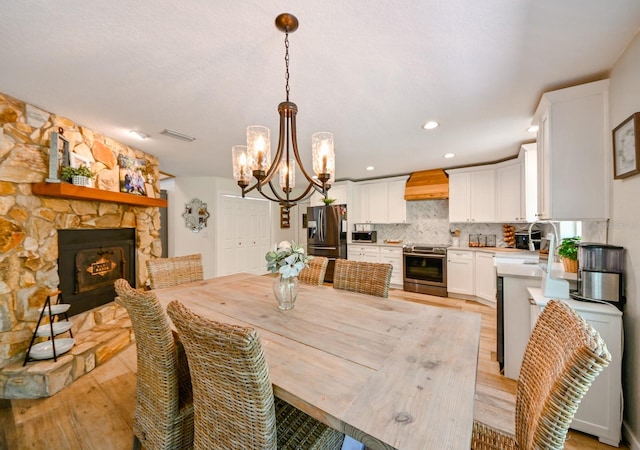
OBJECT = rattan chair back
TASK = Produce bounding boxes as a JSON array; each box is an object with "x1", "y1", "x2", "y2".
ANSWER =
[
  {"x1": 472, "y1": 299, "x2": 611, "y2": 449},
  {"x1": 146, "y1": 254, "x2": 203, "y2": 289},
  {"x1": 166, "y1": 300, "x2": 345, "y2": 450},
  {"x1": 332, "y1": 259, "x2": 393, "y2": 298},
  {"x1": 298, "y1": 256, "x2": 329, "y2": 286},
  {"x1": 114, "y1": 279, "x2": 193, "y2": 450}
]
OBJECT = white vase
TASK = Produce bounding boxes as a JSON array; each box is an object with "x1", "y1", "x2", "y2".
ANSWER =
[{"x1": 273, "y1": 275, "x2": 299, "y2": 310}]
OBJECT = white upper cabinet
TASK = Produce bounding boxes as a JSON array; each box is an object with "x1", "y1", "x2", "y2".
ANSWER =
[
  {"x1": 447, "y1": 168, "x2": 495, "y2": 222},
  {"x1": 532, "y1": 80, "x2": 609, "y2": 220},
  {"x1": 386, "y1": 179, "x2": 408, "y2": 223},
  {"x1": 353, "y1": 176, "x2": 408, "y2": 224},
  {"x1": 495, "y1": 159, "x2": 523, "y2": 222},
  {"x1": 310, "y1": 181, "x2": 351, "y2": 206},
  {"x1": 495, "y1": 144, "x2": 537, "y2": 223}
]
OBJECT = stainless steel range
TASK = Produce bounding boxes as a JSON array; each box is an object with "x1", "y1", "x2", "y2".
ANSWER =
[{"x1": 403, "y1": 244, "x2": 450, "y2": 297}]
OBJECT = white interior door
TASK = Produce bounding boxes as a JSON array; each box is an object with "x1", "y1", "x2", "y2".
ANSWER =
[{"x1": 219, "y1": 195, "x2": 271, "y2": 276}]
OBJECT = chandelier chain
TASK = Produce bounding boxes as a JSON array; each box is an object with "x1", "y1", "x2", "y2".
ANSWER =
[{"x1": 285, "y1": 31, "x2": 290, "y2": 102}]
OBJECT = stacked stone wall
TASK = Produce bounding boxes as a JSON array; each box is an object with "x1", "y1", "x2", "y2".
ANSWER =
[{"x1": 0, "y1": 92, "x2": 162, "y2": 368}]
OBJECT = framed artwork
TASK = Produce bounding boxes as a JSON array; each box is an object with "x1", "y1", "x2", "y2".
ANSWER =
[
  {"x1": 69, "y1": 152, "x2": 91, "y2": 169},
  {"x1": 612, "y1": 112, "x2": 640, "y2": 179},
  {"x1": 46, "y1": 130, "x2": 70, "y2": 183},
  {"x1": 144, "y1": 182, "x2": 155, "y2": 198},
  {"x1": 118, "y1": 154, "x2": 147, "y2": 196}
]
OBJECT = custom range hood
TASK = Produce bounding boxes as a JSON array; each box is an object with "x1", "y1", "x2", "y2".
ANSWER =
[{"x1": 404, "y1": 169, "x2": 449, "y2": 200}]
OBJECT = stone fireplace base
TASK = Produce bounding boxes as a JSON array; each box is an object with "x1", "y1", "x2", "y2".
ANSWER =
[{"x1": 0, "y1": 302, "x2": 133, "y2": 399}]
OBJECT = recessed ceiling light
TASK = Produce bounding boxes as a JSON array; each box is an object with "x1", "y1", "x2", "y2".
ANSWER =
[
  {"x1": 129, "y1": 130, "x2": 148, "y2": 140},
  {"x1": 366, "y1": 166, "x2": 375, "y2": 171},
  {"x1": 527, "y1": 125, "x2": 539, "y2": 133},
  {"x1": 443, "y1": 153, "x2": 455, "y2": 159},
  {"x1": 422, "y1": 121, "x2": 439, "y2": 130}
]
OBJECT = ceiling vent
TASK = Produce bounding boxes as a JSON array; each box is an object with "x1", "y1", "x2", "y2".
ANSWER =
[
  {"x1": 160, "y1": 129, "x2": 196, "y2": 142},
  {"x1": 404, "y1": 169, "x2": 449, "y2": 200}
]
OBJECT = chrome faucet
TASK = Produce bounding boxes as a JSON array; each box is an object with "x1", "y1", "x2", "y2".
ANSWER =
[{"x1": 528, "y1": 220, "x2": 559, "y2": 253}]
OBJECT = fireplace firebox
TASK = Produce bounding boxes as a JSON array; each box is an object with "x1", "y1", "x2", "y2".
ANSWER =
[{"x1": 58, "y1": 228, "x2": 136, "y2": 316}]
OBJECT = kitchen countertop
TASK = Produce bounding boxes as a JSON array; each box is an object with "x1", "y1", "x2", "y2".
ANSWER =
[
  {"x1": 448, "y1": 246, "x2": 536, "y2": 254},
  {"x1": 496, "y1": 261, "x2": 577, "y2": 282},
  {"x1": 528, "y1": 287, "x2": 622, "y2": 316},
  {"x1": 348, "y1": 242, "x2": 405, "y2": 248}
]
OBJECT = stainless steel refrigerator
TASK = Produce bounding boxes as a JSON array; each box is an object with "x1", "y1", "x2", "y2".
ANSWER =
[{"x1": 306, "y1": 204, "x2": 348, "y2": 283}]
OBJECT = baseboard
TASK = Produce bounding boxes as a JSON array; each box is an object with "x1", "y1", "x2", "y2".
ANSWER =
[{"x1": 624, "y1": 420, "x2": 640, "y2": 450}]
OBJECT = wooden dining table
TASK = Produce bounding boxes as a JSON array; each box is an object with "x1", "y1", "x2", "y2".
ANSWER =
[{"x1": 152, "y1": 273, "x2": 482, "y2": 450}]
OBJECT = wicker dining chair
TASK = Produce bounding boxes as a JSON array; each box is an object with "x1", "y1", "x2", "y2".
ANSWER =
[
  {"x1": 298, "y1": 256, "x2": 329, "y2": 286},
  {"x1": 114, "y1": 279, "x2": 194, "y2": 450},
  {"x1": 146, "y1": 254, "x2": 204, "y2": 289},
  {"x1": 166, "y1": 300, "x2": 345, "y2": 450},
  {"x1": 472, "y1": 299, "x2": 611, "y2": 450},
  {"x1": 332, "y1": 259, "x2": 393, "y2": 298}
]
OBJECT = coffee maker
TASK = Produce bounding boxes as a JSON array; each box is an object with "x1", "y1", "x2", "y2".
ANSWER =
[{"x1": 572, "y1": 243, "x2": 625, "y2": 309}]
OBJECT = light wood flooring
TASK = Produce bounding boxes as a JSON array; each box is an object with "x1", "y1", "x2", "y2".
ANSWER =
[{"x1": 0, "y1": 289, "x2": 627, "y2": 449}]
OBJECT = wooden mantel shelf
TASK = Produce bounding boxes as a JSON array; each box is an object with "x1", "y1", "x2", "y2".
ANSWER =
[{"x1": 32, "y1": 182, "x2": 167, "y2": 208}]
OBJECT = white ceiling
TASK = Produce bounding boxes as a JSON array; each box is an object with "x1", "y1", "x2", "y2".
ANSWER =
[{"x1": 2, "y1": 1, "x2": 640, "y2": 182}]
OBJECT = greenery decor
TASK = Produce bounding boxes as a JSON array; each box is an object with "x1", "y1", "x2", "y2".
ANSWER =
[
  {"x1": 322, "y1": 197, "x2": 336, "y2": 205},
  {"x1": 59, "y1": 165, "x2": 95, "y2": 181},
  {"x1": 265, "y1": 241, "x2": 310, "y2": 278},
  {"x1": 558, "y1": 236, "x2": 580, "y2": 261}
]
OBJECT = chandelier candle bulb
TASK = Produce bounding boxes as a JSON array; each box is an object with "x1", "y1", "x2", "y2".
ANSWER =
[
  {"x1": 232, "y1": 145, "x2": 250, "y2": 186},
  {"x1": 247, "y1": 125, "x2": 271, "y2": 176}
]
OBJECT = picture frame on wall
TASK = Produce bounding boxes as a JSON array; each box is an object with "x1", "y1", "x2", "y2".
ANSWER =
[
  {"x1": 118, "y1": 154, "x2": 147, "y2": 196},
  {"x1": 46, "y1": 130, "x2": 70, "y2": 183},
  {"x1": 612, "y1": 112, "x2": 640, "y2": 179}
]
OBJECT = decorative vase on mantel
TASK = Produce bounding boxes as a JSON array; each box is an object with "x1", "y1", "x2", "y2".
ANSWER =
[{"x1": 273, "y1": 275, "x2": 299, "y2": 310}]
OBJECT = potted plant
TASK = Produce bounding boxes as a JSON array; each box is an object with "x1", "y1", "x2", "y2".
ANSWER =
[
  {"x1": 60, "y1": 165, "x2": 95, "y2": 187},
  {"x1": 322, "y1": 197, "x2": 336, "y2": 205},
  {"x1": 558, "y1": 236, "x2": 580, "y2": 273}
]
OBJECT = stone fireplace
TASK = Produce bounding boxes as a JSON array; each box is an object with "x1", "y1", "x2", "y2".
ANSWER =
[{"x1": 0, "y1": 91, "x2": 164, "y2": 397}]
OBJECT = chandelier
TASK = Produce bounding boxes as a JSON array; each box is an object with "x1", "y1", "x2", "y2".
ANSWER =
[{"x1": 231, "y1": 13, "x2": 335, "y2": 209}]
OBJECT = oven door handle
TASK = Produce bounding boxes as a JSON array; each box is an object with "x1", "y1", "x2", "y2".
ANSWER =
[{"x1": 404, "y1": 253, "x2": 446, "y2": 258}]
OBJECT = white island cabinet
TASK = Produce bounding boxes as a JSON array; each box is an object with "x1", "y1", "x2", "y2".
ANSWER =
[{"x1": 528, "y1": 288, "x2": 622, "y2": 447}]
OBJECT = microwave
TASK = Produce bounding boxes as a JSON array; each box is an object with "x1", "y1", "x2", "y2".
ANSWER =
[
  {"x1": 514, "y1": 231, "x2": 541, "y2": 250},
  {"x1": 352, "y1": 231, "x2": 377, "y2": 243}
]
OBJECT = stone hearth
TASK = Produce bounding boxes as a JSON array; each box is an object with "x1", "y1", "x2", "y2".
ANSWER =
[{"x1": 0, "y1": 302, "x2": 133, "y2": 398}]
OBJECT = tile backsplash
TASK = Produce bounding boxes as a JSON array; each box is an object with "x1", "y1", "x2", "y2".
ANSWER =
[{"x1": 372, "y1": 200, "x2": 608, "y2": 246}]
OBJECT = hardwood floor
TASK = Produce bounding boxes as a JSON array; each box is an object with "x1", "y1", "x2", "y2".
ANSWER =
[{"x1": 0, "y1": 288, "x2": 626, "y2": 449}]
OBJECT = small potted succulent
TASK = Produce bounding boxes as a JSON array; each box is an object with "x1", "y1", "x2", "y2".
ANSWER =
[
  {"x1": 60, "y1": 165, "x2": 95, "y2": 187},
  {"x1": 557, "y1": 236, "x2": 580, "y2": 273}
]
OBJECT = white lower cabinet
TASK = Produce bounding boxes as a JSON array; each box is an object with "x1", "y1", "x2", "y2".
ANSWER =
[
  {"x1": 379, "y1": 247, "x2": 403, "y2": 286},
  {"x1": 474, "y1": 252, "x2": 496, "y2": 303},
  {"x1": 446, "y1": 250, "x2": 475, "y2": 296},
  {"x1": 348, "y1": 245, "x2": 380, "y2": 263},
  {"x1": 348, "y1": 245, "x2": 403, "y2": 287}
]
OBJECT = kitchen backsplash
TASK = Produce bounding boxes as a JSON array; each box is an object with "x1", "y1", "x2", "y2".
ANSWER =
[{"x1": 372, "y1": 200, "x2": 608, "y2": 246}]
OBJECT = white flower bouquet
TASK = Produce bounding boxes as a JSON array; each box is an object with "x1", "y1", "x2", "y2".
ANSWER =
[{"x1": 265, "y1": 241, "x2": 310, "y2": 279}]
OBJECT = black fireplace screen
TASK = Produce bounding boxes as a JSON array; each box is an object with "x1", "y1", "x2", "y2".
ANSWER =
[{"x1": 58, "y1": 228, "x2": 136, "y2": 316}]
